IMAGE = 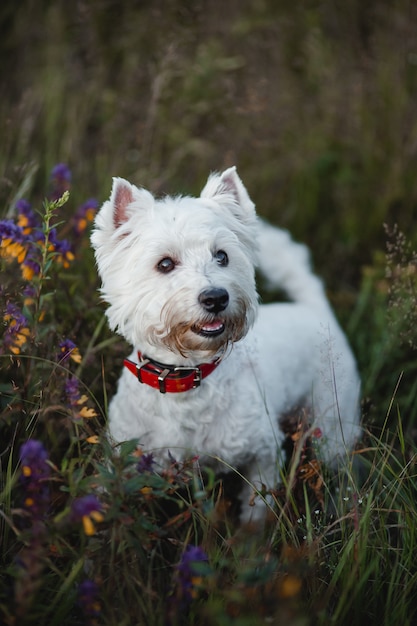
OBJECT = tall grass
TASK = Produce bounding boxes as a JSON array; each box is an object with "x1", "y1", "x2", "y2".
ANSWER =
[
  {"x1": 2, "y1": 1, "x2": 417, "y2": 624},
  {"x1": 1, "y1": 178, "x2": 416, "y2": 624}
]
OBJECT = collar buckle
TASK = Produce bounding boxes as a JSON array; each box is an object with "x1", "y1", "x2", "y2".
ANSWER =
[
  {"x1": 157, "y1": 368, "x2": 171, "y2": 394},
  {"x1": 174, "y1": 365, "x2": 202, "y2": 389},
  {"x1": 135, "y1": 358, "x2": 150, "y2": 384}
]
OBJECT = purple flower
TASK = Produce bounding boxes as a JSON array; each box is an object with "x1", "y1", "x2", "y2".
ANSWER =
[
  {"x1": 49, "y1": 163, "x2": 71, "y2": 201},
  {"x1": 19, "y1": 439, "x2": 51, "y2": 519},
  {"x1": 71, "y1": 495, "x2": 101, "y2": 519},
  {"x1": 2, "y1": 304, "x2": 30, "y2": 355},
  {"x1": 178, "y1": 545, "x2": 208, "y2": 571},
  {"x1": 21, "y1": 255, "x2": 41, "y2": 280},
  {"x1": 0, "y1": 217, "x2": 43, "y2": 278},
  {"x1": 15, "y1": 199, "x2": 32, "y2": 212},
  {"x1": 78, "y1": 579, "x2": 101, "y2": 623},
  {"x1": 49, "y1": 163, "x2": 71, "y2": 200},
  {"x1": 71, "y1": 495, "x2": 104, "y2": 536},
  {"x1": 0, "y1": 219, "x2": 26, "y2": 263},
  {"x1": 15, "y1": 199, "x2": 40, "y2": 234},
  {"x1": 23, "y1": 285, "x2": 37, "y2": 298},
  {"x1": 176, "y1": 545, "x2": 209, "y2": 602},
  {"x1": 23, "y1": 284, "x2": 37, "y2": 305},
  {"x1": 73, "y1": 198, "x2": 99, "y2": 235},
  {"x1": 65, "y1": 376, "x2": 81, "y2": 407},
  {"x1": 0, "y1": 219, "x2": 24, "y2": 244},
  {"x1": 58, "y1": 339, "x2": 82, "y2": 364},
  {"x1": 48, "y1": 229, "x2": 74, "y2": 267},
  {"x1": 4, "y1": 303, "x2": 28, "y2": 328},
  {"x1": 47, "y1": 227, "x2": 59, "y2": 247},
  {"x1": 54, "y1": 239, "x2": 74, "y2": 267},
  {"x1": 137, "y1": 452, "x2": 155, "y2": 473},
  {"x1": 51, "y1": 163, "x2": 72, "y2": 183},
  {"x1": 20, "y1": 439, "x2": 49, "y2": 468}
]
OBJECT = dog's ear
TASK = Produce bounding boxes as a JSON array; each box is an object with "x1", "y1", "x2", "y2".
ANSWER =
[
  {"x1": 110, "y1": 177, "x2": 140, "y2": 227},
  {"x1": 200, "y1": 166, "x2": 256, "y2": 222}
]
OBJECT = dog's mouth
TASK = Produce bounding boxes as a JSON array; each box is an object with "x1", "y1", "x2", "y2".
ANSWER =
[{"x1": 192, "y1": 319, "x2": 225, "y2": 338}]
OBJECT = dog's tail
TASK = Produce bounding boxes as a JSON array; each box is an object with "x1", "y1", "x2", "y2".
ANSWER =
[{"x1": 257, "y1": 220, "x2": 333, "y2": 315}]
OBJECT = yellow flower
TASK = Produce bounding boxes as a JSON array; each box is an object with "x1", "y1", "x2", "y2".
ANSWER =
[
  {"x1": 190, "y1": 576, "x2": 203, "y2": 598},
  {"x1": 70, "y1": 347, "x2": 82, "y2": 364},
  {"x1": 59, "y1": 340, "x2": 82, "y2": 364},
  {"x1": 14, "y1": 327, "x2": 31, "y2": 347},
  {"x1": 82, "y1": 510, "x2": 104, "y2": 536},
  {"x1": 72, "y1": 495, "x2": 104, "y2": 536},
  {"x1": 278, "y1": 574, "x2": 302, "y2": 599},
  {"x1": 4, "y1": 325, "x2": 30, "y2": 355},
  {"x1": 78, "y1": 406, "x2": 98, "y2": 419},
  {"x1": 21, "y1": 263, "x2": 36, "y2": 280},
  {"x1": 86, "y1": 436, "x2": 100, "y2": 444},
  {"x1": 56, "y1": 250, "x2": 75, "y2": 268},
  {"x1": 2, "y1": 240, "x2": 26, "y2": 263},
  {"x1": 17, "y1": 214, "x2": 33, "y2": 234}
]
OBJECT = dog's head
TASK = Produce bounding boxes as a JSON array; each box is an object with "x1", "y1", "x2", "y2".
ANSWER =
[{"x1": 91, "y1": 167, "x2": 259, "y2": 362}]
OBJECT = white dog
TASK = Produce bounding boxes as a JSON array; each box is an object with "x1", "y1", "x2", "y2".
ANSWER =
[{"x1": 91, "y1": 167, "x2": 360, "y2": 523}]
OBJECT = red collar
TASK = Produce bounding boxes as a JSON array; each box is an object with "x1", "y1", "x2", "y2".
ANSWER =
[{"x1": 124, "y1": 350, "x2": 221, "y2": 393}]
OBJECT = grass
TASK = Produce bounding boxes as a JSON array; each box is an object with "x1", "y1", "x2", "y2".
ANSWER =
[
  {"x1": 1, "y1": 177, "x2": 417, "y2": 626},
  {"x1": 2, "y1": 2, "x2": 417, "y2": 624}
]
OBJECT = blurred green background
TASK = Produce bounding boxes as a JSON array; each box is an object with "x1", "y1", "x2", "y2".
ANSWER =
[{"x1": 1, "y1": 0, "x2": 417, "y2": 430}]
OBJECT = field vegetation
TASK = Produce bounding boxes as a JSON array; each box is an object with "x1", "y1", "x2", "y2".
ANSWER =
[{"x1": 1, "y1": 1, "x2": 417, "y2": 624}]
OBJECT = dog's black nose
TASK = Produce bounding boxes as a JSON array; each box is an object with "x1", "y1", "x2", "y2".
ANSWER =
[{"x1": 198, "y1": 288, "x2": 229, "y2": 313}]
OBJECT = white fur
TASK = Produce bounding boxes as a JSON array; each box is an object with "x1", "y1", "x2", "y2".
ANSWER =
[{"x1": 91, "y1": 167, "x2": 361, "y2": 523}]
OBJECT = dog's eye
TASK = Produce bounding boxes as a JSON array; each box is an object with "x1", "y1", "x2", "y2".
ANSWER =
[
  {"x1": 157, "y1": 257, "x2": 176, "y2": 273},
  {"x1": 214, "y1": 250, "x2": 228, "y2": 267}
]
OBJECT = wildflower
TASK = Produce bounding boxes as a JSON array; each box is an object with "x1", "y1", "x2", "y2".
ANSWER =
[
  {"x1": 71, "y1": 495, "x2": 104, "y2": 536},
  {"x1": 65, "y1": 376, "x2": 82, "y2": 406},
  {"x1": 48, "y1": 228, "x2": 75, "y2": 268},
  {"x1": 64, "y1": 376, "x2": 98, "y2": 421},
  {"x1": 15, "y1": 199, "x2": 40, "y2": 234},
  {"x1": 0, "y1": 219, "x2": 26, "y2": 263},
  {"x1": 50, "y1": 163, "x2": 71, "y2": 200},
  {"x1": 137, "y1": 452, "x2": 155, "y2": 473},
  {"x1": 20, "y1": 439, "x2": 50, "y2": 478},
  {"x1": 19, "y1": 439, "x2": 51, "y2": 519},
  {"x1": 58, "y1": 339, "x2": 82, "y2": 364},
  {"x1": 0, "y1": 215, "x2": 43, "y2": 280},
  {"x1": 55, "y1": 240, "x2": 75, "y2": 268},
  {"x1": 78, "y1": 406, "x2": 98, "y2": 419},
  {"x1": 278, "y1": 573, "x2": 302, "y2": 599},
  {"x1": 73, "y1": 198, "x2": 99, "y2": 235},
  {"x1": 176, "y1": 545, "x2": 209, "y2": 602},
  {"x1": 23, "y1": 285, "x2": 37, "y2": 306},
  {"x1": 86, "y1": 435, "x2": 100, "y2": 444},
  {"x1": 21, "y1": 254, "x2": 41, "y2": 280},
  {"x1": 78, "y1": 579, "x2": 101, "y2": 625},
  {"x1": 4, "y1": 302, "x2": 26, "y2": 324},
  {"x1": 2, "y1": 303, "x2": 31, "y2": 354}
]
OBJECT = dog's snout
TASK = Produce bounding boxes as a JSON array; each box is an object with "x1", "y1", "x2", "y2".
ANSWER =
[{"x1": 198, "y1": 288, "x2": 229, "y2": 313}]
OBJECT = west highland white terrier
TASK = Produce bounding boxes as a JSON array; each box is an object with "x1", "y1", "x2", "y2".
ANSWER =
[{"x1": 91, "y1": 167, "x2": 360, "y2": 523}]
